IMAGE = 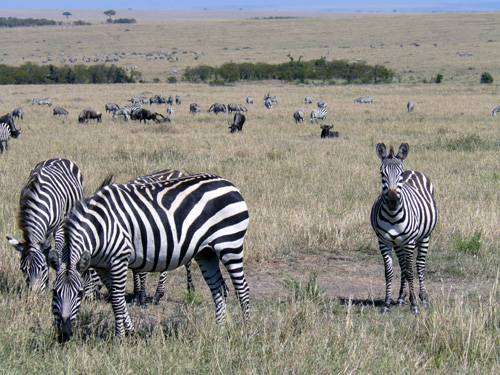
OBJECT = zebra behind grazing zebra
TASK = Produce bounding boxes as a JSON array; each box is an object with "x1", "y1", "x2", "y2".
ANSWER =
[
  {"x1": 293, "y1": 110, "x2": 305, "y2": 124},
  {"x1": 370, "y1": 143, "x2": 438, "y2": 315},
  {"x1": 52, "y1": 173, "x2": 250, "y2": 341},
  {"x1": 491, "y1": 105, "x2": 500, "y2": 117},
  {"x1": 407, "y1": 101, "x2": 415, "y2": 113},
  {"x1": 310, "y1": 107, "x2": 328, "y2": 123},
  {"x1": 6, "y1": 159, "x2": 84, "y2": 291}
]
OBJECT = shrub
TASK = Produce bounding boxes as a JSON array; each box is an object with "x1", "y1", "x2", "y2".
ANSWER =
[
  {"x1": 167, "y1": 76, "x2": 177, "y2": 83},
  {"x1": 435, "y1": 73, "x2": 443, "y2": 83},
  {"x1": 445, "y1": 134, "x2": 486, "y2": 152},
  {"x1": 108, "y1": 18, "x2": 136, "y2": 24},
  {"x1": 0, "y1": 17, "x2": 59, "y2": 28},
  {"x1": 284, "y1": 273, "x2": 325, "y2": 304},
  {"x1": 454, "y1": 232, "x2": 482, "y2": 255},
  {"x1": 480, "y1": 72, "x2": 493, "y2": 84},
  {"x1": 183, "y1": 58, "x2": 394, "y2": 84},
  {"x1": 0, "y1": 63, "x2": 138, "y2": 84},
  {"x1": 72, "y1": 20, "x2": 91, "y2": 26}
]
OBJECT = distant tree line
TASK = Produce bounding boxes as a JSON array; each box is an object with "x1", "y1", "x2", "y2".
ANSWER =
[
  {"x1": 183, "y1": 58, "x2": 394, "y2": 84},
  {"x1": 0, "y1": 17, "x2": 59, "y2": 27},
  {"x1": 0, "y1": 63, "x2": 139, "y2": 84},
  {"x1": 107, "y1": 18, "x2": 137, "y2": 24}
]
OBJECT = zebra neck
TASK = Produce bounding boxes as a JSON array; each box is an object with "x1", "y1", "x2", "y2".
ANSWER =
[{"x1": 380, "y1": 198, "x2": 404, "y2": 218}]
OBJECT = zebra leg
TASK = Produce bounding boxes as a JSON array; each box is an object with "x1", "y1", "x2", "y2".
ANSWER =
[
  {"x1": 394, "y1": 246, "x2": 408, "y2": 305},
  {"x1": 379, "y1": 241, "x2": 394, "y2": 314},
  {"x1": 404, "y1": 243, "x2": 419, "y2": 315},
  {"x1": 216, "y1": 245, "x2": 250, "y2": 322},
  {"x1": 110, "y1": 261, "x2": 135, "y2": 336},
  {"x1": 4, "y1": 140, "x2": 8, "y2": 151},
  {"x1": 153, "y1": 272, "x2": 168, "y2": 305},
  {"x1": 185, "y1": 260, "x2": 195, "y2": 293},
  {"x1": 132, "y1": 271, "x2": 147, "y2": 306},
  {"x1": 195, "y1": 248, "x2": 227, "y2": 324},
  {"x1": 416, "y1": 237, "x2": 430, "y2": 309},
  {"x1": 0, "y1": 141, "x2": 4, "y2": 153}
]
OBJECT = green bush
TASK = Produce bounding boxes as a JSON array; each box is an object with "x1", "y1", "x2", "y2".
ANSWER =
[
  {"x1": 0, "y1": 63, "x2": 139, "y2": 84},
  {"x1": 107, "y1": 18, "x2": 136, "y2": 24},
  {"x1": 0, "y1": 17, "x2": 59, "y2": 28},
  {"x1": 455, "y1": 232, "x2": 482, "y2": 255},
  {"x1": 167, "y1": 76, "x2": 177, "y2": 83},
  {"x1": 183, "y1": 58, "x2": 394, "y2": 84},
  {"x1": 435, "y1": 73, "x2": 443, "y2": 83},
  {"x1": 480, "y1": 72, "x2": 493, "y2": 84}
]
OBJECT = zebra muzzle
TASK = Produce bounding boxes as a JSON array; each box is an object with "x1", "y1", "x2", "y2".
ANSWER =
[{"x1": 58, "y1": 318, "x2": 73, "y2": 343}]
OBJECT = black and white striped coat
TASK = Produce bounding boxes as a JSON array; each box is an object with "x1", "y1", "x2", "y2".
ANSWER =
[
  {"x1": 53, "y1": 174, "x2": 250, "y2": 341},
  {"x1": 0, "y1": 123, "x2": 18, "y2": 153},
  {"x1": 310, "y1": 107, "x2": 327, "y2": 123},
  {"x1": 370, "y1": 143, "x2": 438, "y2": 315}
]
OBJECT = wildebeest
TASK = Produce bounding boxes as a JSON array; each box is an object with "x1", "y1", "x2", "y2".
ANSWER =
[
  {"x1": 320, "y1": 124, "x2": 339, "y2": 138},
  {"x1": 354, "y1": 96, "x2": 374, "y2": 104},
  {"x1": 317, "y1": 100, "x2": 327, "y2": 109},
  {"x1": 166, "y1": 96, "x2": 174, "y2": 105},
  {"x1": 175, "y1": 95, "x2": 181, "y2": 105},
  {"x1": 149, "y1": 95, "x2": 166, "y2": 105},
  {"x1": 407, "y1": 101, "x2": 415, "y2": 113},
  {"x1": 227, "y1": 103, "x2": 247, "y2": 113},
  {"x1": 245, "y1": 96, "x2": 254, "y2": 105},
  {"x1": 105, "y1": 103, "x2": 120, "y2": 114},
  {"x1": 208, "y1": 103, "x2": 227, "y2": 114},
  {"x1": 78, "y1": 109, "x2": 102, "y2": 124},
  {"x1": 131, "y1": 108, "x2": 166, "y2": 123},
  {"x1": 229, "y1": 112, "x2": 246, "y2": 133},
  {"x1": 11, "y1": 108, "x2": 24, "y2": 120},
  {"x1": 129, "y1": 96, "x2": 149, "y2": 105},
  {"x1": 53, "y1": 106, "x2": 69, "y2": 118},
  {"x1": 32, "y1": 98, "x2": 52, "y2": 106},
  {"x1": 293, "y1": 110, "x2": 305, "y2": 124},
  {"x1": 304, "y1": 96, "x2": 313, "y2": 104},
  {"x1": 190, "y1": 103, "x2": 201, "y2": 114}
]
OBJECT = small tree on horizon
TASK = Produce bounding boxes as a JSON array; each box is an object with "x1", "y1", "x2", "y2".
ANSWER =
[
  {"x1": 62, "y1": 11, "x2": 72, "y2": 20},
  {"x1": 104, "y1": 9, "x2": 116, "y2": 21}
]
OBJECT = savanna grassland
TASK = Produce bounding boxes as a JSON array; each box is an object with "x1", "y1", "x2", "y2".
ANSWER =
[{"x1": 0, "y1": 12, "x2": 499, "y2": 373}]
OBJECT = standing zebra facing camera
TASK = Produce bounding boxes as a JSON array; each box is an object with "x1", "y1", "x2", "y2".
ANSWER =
[
  {"x1": 52, "y1": 173, "x2": 250, "y2": 342},
  {"x1": 370, "y1": 143, "x2": 438, "y2": 315}
]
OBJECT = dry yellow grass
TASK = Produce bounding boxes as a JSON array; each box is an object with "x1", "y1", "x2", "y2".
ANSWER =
[{"x1": 0, "y1": 13, "x2": 498, "y2": 373}]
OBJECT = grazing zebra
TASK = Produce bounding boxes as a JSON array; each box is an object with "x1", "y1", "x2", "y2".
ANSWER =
[
  {"x1": 53, "y1": 106, "x2": 69, "y2": 118},
  {"x1": 112, "y1": 108, "x2": 131, "y2": 121},
  {"x1": 11, "y1": 107, "x2": 24, "y2": 120},
  {"x1": 370, "y1": 143, "x2": 438, "y2": 315},
  {"x1": 227, "y1": 103, "x2": 247, "y2": 113},
  {"x1": 208, "y1": 103, "x2": 227, "y2": 114},
  {"x1": 105, "y1": 103, "x2": 120, "y2": 114},
  {"x1": 245, "y1": 96, "x2": 254, "y2": 105},
  {"x1": 264, "y1": 93, "x2": 279, "y2": 104},
  {"x1": 293, "y1": 110, "x2": 305, "y2": 124},
  {"x1": 354, "y1": 96, "x2": 374, "y2": 104},
  {"x1": 190, "y1": 103, "x2": 201, "y2": 114},
  {"x1": 317, "y1": 100, "x2": 327, "y2": 109},
  {"x1": 0, "y1": 121, "x2": 20, "y2": 153},
  {"x1": 175, "y1": 95, "x2": 182, "y2": 105},
  {"x1": 304, "y1": 96, "x2": 313, "y2": 104},
  {"x1": 310, "y1": 107, "x2": 328, "y2": 123},
  {"x1": 491, "y1": 105, "x2": 500, "y2": 117},
  {"x1": 166, "y1": 106, "x2": 175, "y2": 119},
  {"x1": 6, "y1": 159, "x2": 84, "y2": 291},
  {"x1": 32, "y1": 98, "x2": 52, "y2": 106},
  {"x1": 264, "y1": 98, "x2": 273, "y2": 109},
  {"x1": 52, "y1": 173, "x2": 250, "y2": 341},
  {"x1": 407, "y1": 101, "x2": 415, "y2": 113}
]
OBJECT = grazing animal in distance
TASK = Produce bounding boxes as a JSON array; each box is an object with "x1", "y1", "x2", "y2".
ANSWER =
[
  {"x1": 166, "y1": 106, "x2": 175, "y2": 119},
  {"x1": 105, "y1": 103, "x2": 120, "y2": 114},
  {"x1": 264, "y1": 98, "x2": 273, "y2": 109},
  {"x1": 149, "y1": 95, "x2": 166, "y2": 105},
  {"x1": 317, "y1": 100, "x2": 327, "y2": 109},
  {"x1": 11, "y1": 108, "x2": 24, "y2": 120},
  {"x1": 175, "y1": 95, "x2": 181, "y2": 105},
  {"x1": 78, "y1": 109, "x2": 102, "y2": 123},
  {"x1": 131, "y1": 108, "x2": 166, "y2": 123},
  {"x1": 320, "y1": 124, "x2": 339, "y2": 138},
  {"x1": 208, "y1": 103, "x2": 227, "y2": 114},
  {"x1": 112, "y1": 108, "x2": 131, "y2": 122},
  {"x1": 245, "y1": 96, "x2": 254, "y2": 105},
  {"x1": 229, "y1": 112, "x2": 246, "y2": 133},
  {"x1": 32, "y1": 98, "x2": 52, "y2": 106},
  {"x1": 227, "y1": 103, "x2": 247, "y2": 113},
  {"x1": 52, "y1": 173, "x2": 250, "y2": 342},
  {"x1": 304, "y1": 96, "x2": 313, "y2": 104},
  {"x1": 190, "y1": 103, "x2": 201, "y2": 114},
  {"x1": 491, "y1": 105, "x2": 500, "y2": 117},
  {"x1": 371, "y1": 143, "x2": 438, "y2": 315},
  {"x1": 310, "y1": 107, "x2": 328, "y2": 123},
  {"x1": 407, "y1": 101, "x2": 415, "y2": 113},
  {"x1": 53, "y1": 106, "x2": 69, "y2": 118},
  {"x1": 0, "y1": 116, "x2": 20, "y2": 153},
  {"x1": 354, "y1": 96, "x2": 374, "y2": 104},
  {"x1": 166, "y1": 96, "x2": 174, "y2": 105},
  {"x1": 293, "y1": 110, "x2": 305, "y2": 124},
  {"x1": 264, "y1": 93, "x2": 279, "y2": 104}
]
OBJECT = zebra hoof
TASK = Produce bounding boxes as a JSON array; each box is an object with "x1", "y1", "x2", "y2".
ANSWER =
[
  {"x1": 422, "y1": 300, "x2": 430, "y2": 309},
  {"x1": 380, "y1": 305, "x2": 391, "y2": 315},
  {"x1": 397, "y1": 299, "x2": 406, "y2": 306},
  {"x1": 153, "y1": 294, "x2": 163, "y2": 305},
  {"x1": 411, "y1": 305, "x2": 420, "y2": 315}
]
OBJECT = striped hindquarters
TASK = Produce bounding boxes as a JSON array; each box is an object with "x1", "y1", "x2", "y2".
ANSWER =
[{"x1": 0, "y1": 123, "x2": 11, "y2": 141}]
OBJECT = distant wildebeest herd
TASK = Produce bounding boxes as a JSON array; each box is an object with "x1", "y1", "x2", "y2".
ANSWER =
[{"x1": 1, "y1": 92, "x2": 498, "y2": 155}]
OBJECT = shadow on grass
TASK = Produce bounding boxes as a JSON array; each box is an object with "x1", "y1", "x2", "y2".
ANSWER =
[{"x1": 338, "y1": 297, "x2": 386, "y2": 307}]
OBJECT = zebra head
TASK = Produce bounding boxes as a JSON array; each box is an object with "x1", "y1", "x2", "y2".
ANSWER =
[
  {"x1": 6, "y1": 236, "x2": 53, "y2": 291},
  {"x1": 376, "y1": 143, "x2": 409, "y2": 210},
  {"x1": 52, "y1": 251, "x2": 90, "y2": 343}
]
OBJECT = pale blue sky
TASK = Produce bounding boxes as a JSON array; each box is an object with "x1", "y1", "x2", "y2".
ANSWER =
[{"x1": 1, "y1": 1, "x2": 499, "y2": 12}]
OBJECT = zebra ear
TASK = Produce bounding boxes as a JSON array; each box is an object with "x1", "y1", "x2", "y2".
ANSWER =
[
  {"x1": 396, "y1": 143, "x2": 409, "y2": 160},
  {"x1": 48, "y1": 250, "x2": 60, "y2": 271},
  {"x1": 77, "y1": 252, "x2": 91, "y2": 273},
  {"x1": 376, "y1": 143, "x2": 388, "y2": 160}
]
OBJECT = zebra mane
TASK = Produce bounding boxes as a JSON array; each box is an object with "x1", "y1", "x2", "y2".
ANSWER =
[{"x1": 388, "y1": 146, "x2": 395, "y2": 158}]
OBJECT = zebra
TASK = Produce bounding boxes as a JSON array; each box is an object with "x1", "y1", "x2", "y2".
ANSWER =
[
  {"x1": 317, "y1": 100, "x2": 327, "y2": 109},
  {"x1": 227, "y1": 103, "x2": 247, "y2": 113},
  {"x1": 166, "y1": 96, "x2": 174, "y2": 106},
  {"x1": 245, "y1": 96, "x2": 254, "y2": 105},
  {"x1": 491, "y1": 105, "x2": 500, "y2": 117},
  {"x1": 354, "y1": 96, "x2": 374, "y2": 104},
  {"x1": 208, "y1": 103, "x2": 227, "y2": 114},
  {"x1": 166, "y1": 106, "x2": 175, "y2": 119},
  {"x1": 190, "y1": 103, "x2": 201, "y2": 114},
  {"x1": 370, "y1": 143, "x2": 438, "y2": 315},
  {"x1": 407, "y1": 101, "x2": 415, "y2": 113},
  {"x1": 6, "y1": 159, "x2": 84, "y2": 291},
  {"x1": 52, "y1": 173, "x2": 250, "y2": 341},
  {"x1": 304, "y1": 96, "x2": 313, "y2": 104},
  {"x1": 293, "y1": 110, "x2": 305, "y2": 124},
  {"x1": 264, "y1": 98, "x2": 273, "y2": 109},
  {"x1": 53, "y1": 106, "x2": 69, "y2": 118},
  {"x1": 0, "y1": 121, "x2": 21, "y2": 153},
  {"x1": 32, "y1": 98, "x2": 52, "y2": 106},
  {"x1": 11, "y1": 107, "x2": 24, "y2": 120},
  {"x1": 105, "y1": 103, "x2": 120, "y2": 114},
  {"x1": 112, "y1": 108, "x2": 131, "y2": 121},
  {"x1": 175, "y1": 95, "x2": 182, "y2": 105},
  {"x1": 264, "y1": 93, "x2": 279, "y2": 104},
  {"x1": 310, "y1": 107, "x2": 328, "y2": 123}
]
